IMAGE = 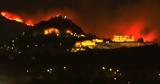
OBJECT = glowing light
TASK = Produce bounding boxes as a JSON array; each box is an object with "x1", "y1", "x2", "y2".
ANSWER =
[
  {"x1": 102, "y1": 67, "x2": 106, "y2": 70},
  {"x1": 128, "y1": 81, "x2": 131, "y2": 84},
  {"x1": 12, "y1": 40, "x2": 15, "y2": 43},
  {"x1": 59, "y1": 43, "x2": 62, "y2": 46},
  {"x1": 26, "y1": 45, "x2": 30, "y2": 48},
  {"x1": 112, "y1": 35, "x2": 134, "y2": 42},
  {"x1": 109, "y1": 68, "x2": 113, "y2": 71},
  {"x1": 114, "y1": 78, "x2": 117, "y2": 80},
  {"x1": 64, "y1": 16, "x2": 67, "y2": 19},
  {"x1": 46, "y1": 68, "x2": 53, "y2": 74},
  {"x1": 74, "y1": 33, "x2": 86, "y2": 38},
  {"x1": 120, "y1": 73, "x2": 122, "y2": 76},
  {"x1": 80, "y1": 34, "x2": 85, "y2": 37},
  {"x1": 26, "y1": 69, "x2": 29, "y2": 73},
  {"x1": 44, "y1": 30, "x2": 49, "y2": 35},
  {"x1": 64, "y1": 66, "x2": 67, "y2": 70},
  {"x1": 75, "y1": 42, "x2": 82, "y2": 48},
  {"x1": 71, "y1": 39, "x2": 103, "y2": 52},
  {"x1": 44, "y1": 28, "x2": 60, "y2": 36},
  {"x1": 34, "y1": 45, "x2": 38, "y2": 47},
  {"x1": 81, "y1": 40, "x2": 96, "y2": 49},
  {"x1": 18, "y1": 51, "x2": 22, "y2": 54},
  {"x1": 158, "y1": 73, "x2": 160, "y2": 76},
  {"x1": 114, "y1": 72, "x2": 117, "y2": 74},
  {"x1": 66, "y1": 29, "x2": 73, "y2": 35},
  {"x1": 93, "y1": 39, "x2": 104, "y2": 43},
  {"x1": 71, "y1": 47, "x2": 85, "y2": 52}
]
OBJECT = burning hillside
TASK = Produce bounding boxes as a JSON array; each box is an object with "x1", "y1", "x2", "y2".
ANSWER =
[
  {"x1": 0, "y1": 11, "x2": 33, "y2": 26},
  {"x1": 32, "y1": 15, "x2": 84, "y2": 35},
  {"x1": 0, "y1": 10, "x2": 158, "y2": 43}
]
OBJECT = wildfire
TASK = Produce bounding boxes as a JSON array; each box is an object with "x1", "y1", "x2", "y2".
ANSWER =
[
  {"x1": 0, "y1": 11, "x2": 33, "y2": 26},
  {"x1": 26, "y1": 20, "x2": 34, "y2": 26}
]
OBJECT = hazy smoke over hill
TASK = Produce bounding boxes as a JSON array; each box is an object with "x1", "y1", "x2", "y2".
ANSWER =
[{"x1": 0, "y1": 0, "x2": 160, "y2": 42}]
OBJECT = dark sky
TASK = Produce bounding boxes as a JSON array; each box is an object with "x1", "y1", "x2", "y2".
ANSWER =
[{"x1": 0, "y1": 0, "x2": 160, "y2": 42}]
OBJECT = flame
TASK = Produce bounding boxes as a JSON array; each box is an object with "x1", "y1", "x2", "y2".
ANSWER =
[
  {"x1": 101, "y1": 19, "x2": 157, "y2": 42},
  {"x1": 124, "y1": 21, "x2": 157, "y2": 42},
  {"x1": 142, "y1": 31, "x2": 156, "y2": 42},
  {"x1": 1, "y1": 11, "x2": 33, "y2": 26},
  {"x1": 26, "y1": 20, "x2": 34, "y2": 26},
  {"x1": 1, "y1": 11, "x2": 23, "y2": 22}
]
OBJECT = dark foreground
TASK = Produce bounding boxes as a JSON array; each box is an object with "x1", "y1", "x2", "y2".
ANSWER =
[{"x1": 0, "y1": 44, "x2": 160, "y2": 84}]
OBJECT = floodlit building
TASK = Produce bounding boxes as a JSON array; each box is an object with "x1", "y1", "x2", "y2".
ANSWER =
[
  {"x1": 112, "y1": 35, "x2": 134, "y2": 42},
  {"x1": 71, "y1": 39, "x2": 104, "y2": 52}
]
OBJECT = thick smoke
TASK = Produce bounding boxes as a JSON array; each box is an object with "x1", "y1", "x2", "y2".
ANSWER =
[{"x1": 1, "y1": 0, "x2": 160, "y2": 42}]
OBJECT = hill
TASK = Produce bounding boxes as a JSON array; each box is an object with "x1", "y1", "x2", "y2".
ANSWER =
[{"x1": 0, "y1": 14, "x2": 29, "y2": 43}]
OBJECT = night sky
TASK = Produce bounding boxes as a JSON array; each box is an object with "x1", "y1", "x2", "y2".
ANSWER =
[{"x1": 0, "y1": 0, "x2": 160, "y2": 42}]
